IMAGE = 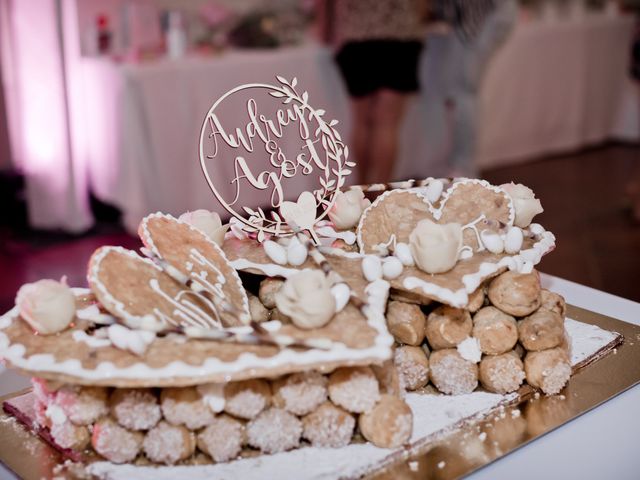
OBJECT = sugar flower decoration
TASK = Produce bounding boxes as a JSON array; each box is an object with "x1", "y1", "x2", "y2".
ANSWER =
[
  {"x1": 328, "y1": 189, "x2": 371, "y2": 230},
  {"x1": 275, "y1": 270, "x2": 336, "y2": 329},
  {"x1": 179, "y1": 210, "x2": 228, "y2": 246},
  {"x1": 15, "y1": 279, "x2": 76, "y2": 334},
  {"x1": 409, "y1": 219, "x2": 462, "y2": 274},
  {"x1": 500, "y1": 183, "x2": 544, "y2": 228}
]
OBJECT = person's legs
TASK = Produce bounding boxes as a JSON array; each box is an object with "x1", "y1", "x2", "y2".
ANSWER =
[
  {"x1": 350, "y1": 95, "x2": 376, "y2": 185},
  {"x1": 367, "y1": 89, "x2": 409, "y2": 184},
  {"x1": 448, "y1": 89, "x2": 478, "y2": 177},
  {"x1": 442, "y1": 32, "x2": 476, "y2": 176},
  {"x1": 444, "y1": 1, "x2": 518, "y2": 177}
]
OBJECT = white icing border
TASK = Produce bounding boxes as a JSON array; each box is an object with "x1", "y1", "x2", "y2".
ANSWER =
[
  {"x1": 356, "y1": 189, "x2": 422, "y2": 254},
  {"x1": 88, "y1": 246, "x2": 167, "y2": 329},
  {"x1": 0, "y1": 282, "x2": 394, "y2": 383},
  {"x1": 140, "y1": 212, "x2": 251, "y2": 323}
]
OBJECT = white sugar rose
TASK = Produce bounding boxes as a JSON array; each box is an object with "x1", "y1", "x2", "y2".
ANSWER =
[
  {"x1": 15, "y1": 279, "x2": 76, "y2": 334},
  {"x1": 328, "y1": 189, "x2": 371, "y2": 231},
  {"x1": 179, "y1": 209, "x2": 228, "y2": 246},
  {"x1": 501, "y1": 182, "x2": 544, "y2": 228},
  {"x1": 274, "y1": 270, "x2": 336, "y2": 329},
  {"x1": 409, "y1": 219, "x2": 462, "y2": 274}
]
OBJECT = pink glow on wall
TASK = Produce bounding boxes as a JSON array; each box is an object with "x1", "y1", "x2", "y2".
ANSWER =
[
  {"x1": 9, "y1": 1, "x2": 68, "y2": 174},
  {"x1": 1, "y1": 0, "x2": 92, "y2": 231}
]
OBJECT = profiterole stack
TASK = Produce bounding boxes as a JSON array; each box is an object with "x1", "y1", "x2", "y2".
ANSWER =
[{"x1": 0, "y1": 76, "x2": 570, "y2": 470}]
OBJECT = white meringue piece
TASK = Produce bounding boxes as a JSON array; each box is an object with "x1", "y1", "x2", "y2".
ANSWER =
[
  {"x1": 330, "y1": 283, "x2": 351, "y2": 312},
  {"x1": 263, "y1": 240, "x2": 288, "y2": 265},
  {"x1": 197, "y1": 383, "x2": 225, "y2": 413},
  {"x1": 424, "y1": 179, "x2": 444, "y2": 204},
  {"x1": 457, "y1": 337, "x2": 482, "y2": 363},
  {"x1": 459, "y1": 246, "x2": 474, "y2": 260},
  {"x1": 107, "y1": 324, "x2": 156, "y2": 356},
  {"x1": 394, "y1": 242, "x2": 415, "y2": 267},
  {"x1": 382, "y1": 256, "x2": 404, "y2": 279},
  {"x1": 480, "y1": 230, "x2": 505, "y2": 254},
  {"x1": 72, "y1": 330, "x2": 112, "y2": 348},
  {"x1": 316, "y1": 225, "x2": 357, "y2": 245},
  {"x1": 75, "y1": 304, "x2": 116, "y2": 325},
  {"x1": 286, "y1": 236, "x2": 308, "y2": 266},
  {"x1": 362, "y1": 255, "x2": 383, "y2": 282},
  {"x1": 529, "y1": 223, "x2": 545, "y2": 236},
  {"x1": 504, "y1": 226, "x2": 524, "y2": 254}
]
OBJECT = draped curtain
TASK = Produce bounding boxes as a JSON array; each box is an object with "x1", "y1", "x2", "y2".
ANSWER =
[{"x1": 0, "y1": 0, "x2": 92, "y2": 232}]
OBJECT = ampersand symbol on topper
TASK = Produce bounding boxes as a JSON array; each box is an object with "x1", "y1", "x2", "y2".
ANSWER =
[{"x1": 199, "y1": 75, "x2": 354, "y2": 243}]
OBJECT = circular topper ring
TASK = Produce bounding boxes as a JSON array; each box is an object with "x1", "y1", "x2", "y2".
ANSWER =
[{"x1": 199, "y1": 75, "x2": 354, "y2": 242}]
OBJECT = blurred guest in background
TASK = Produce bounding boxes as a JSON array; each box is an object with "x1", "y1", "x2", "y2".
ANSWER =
[
  {"x1": 318, "y1": 0, "x2": 428, "y2": 185},
  {"x1": 436, "y1": 0, "x2": 517, "y2": 177}
]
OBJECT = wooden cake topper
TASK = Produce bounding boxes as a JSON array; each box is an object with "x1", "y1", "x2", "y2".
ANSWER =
[{"x1": 199, "y1": 76, "x2": 353, "y2": 242}]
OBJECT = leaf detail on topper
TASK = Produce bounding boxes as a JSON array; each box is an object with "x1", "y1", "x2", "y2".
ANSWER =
[{"x1": 279, "y1": 191, "x2": 317, "y2": 232}]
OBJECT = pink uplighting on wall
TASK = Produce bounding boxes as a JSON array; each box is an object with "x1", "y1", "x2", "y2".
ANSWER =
[{"x1": 1, "y1": 0, "x2": 92, "y2": 232}]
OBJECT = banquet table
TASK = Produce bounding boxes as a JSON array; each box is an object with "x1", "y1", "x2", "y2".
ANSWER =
[
  {"x1": 81, "y1": 44, "x2": 351, "y2": 233},
  {"x1": 474, "y1": 11, "x2": 639, "y2": 167},
  {"x1": 75, "y1": 10, "x2": 638, "y2": 234},
  {"x1": 1, "y1": 273, "x2": 639, "y2": 479}
]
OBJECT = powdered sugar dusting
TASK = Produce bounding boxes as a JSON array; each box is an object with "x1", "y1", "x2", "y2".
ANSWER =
[
  {"x1": 565, "y1": 317, "x2": 619, "y2": 366},
  {"x1": 390, "y1": 409, "x2": 413, "y2": 447},
  {"x1": 405, "y1": 391, "x2": 513, "y2": 442},
  {"x1": 303, "y1": 405, "x2": 355, "y2": 448},
  {"x1": 457, "y1": 337, "x2": 482, "y2": 363}
]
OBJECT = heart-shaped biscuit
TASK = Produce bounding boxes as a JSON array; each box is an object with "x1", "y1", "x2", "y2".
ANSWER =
[
  {"x1": 88, "y1": 247, "x2": 222, "y2": 331},
  {"x1": 279, "y1": 191, "x2": 317, "y2": 231},
  {"x1": 353, "y1": 179, "x2": 555, "y2": 307},
  {"x1": 357, "y1": 179, "x2": 514, "y2": 254},
  {"x1": 139, "y1": 213, "x2": 250, "y2": 327}
]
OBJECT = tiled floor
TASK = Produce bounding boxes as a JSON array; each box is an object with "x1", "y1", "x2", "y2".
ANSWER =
[{"x1": 0, "y1": 143, "x2": 638, "y2": 314}]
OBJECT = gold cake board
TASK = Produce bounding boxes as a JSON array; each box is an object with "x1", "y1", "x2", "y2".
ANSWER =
[{"x1": 0, "y1": 305, "x2": 638, "y2": 480}]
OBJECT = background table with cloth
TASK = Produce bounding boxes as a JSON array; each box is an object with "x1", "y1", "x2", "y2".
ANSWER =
[{"x1": 74, "y1": 11, "x2": 638, "y2": 233}]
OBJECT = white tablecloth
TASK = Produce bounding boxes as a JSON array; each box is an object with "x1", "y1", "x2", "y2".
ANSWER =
[
  {"x1": 79, "y1": 12, "x2": 637, "y2": 232},
  {"x1": 475, "y1": 12, "x2": 639, "y2": 166},
  {"x1": 82, "y1": 45, "x2": 351, "y2": 232},
  {"x1": 2, "y1": 273, "x2": 639, "y2": 478}
]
